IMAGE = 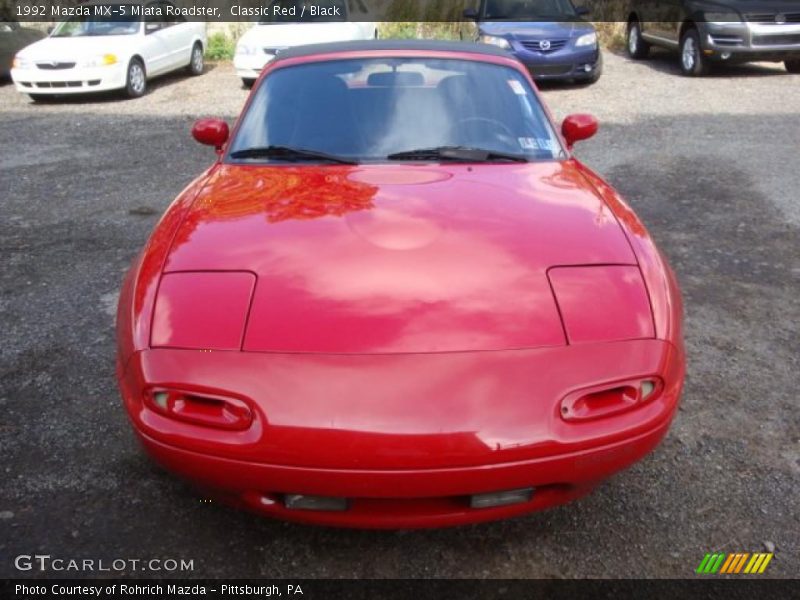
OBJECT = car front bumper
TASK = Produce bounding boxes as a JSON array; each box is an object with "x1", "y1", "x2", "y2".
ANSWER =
[
  {"x1": 703, "y1": 22, "x2": 800, "y2": 61},
  {"x1": 511, "y1": 44, "x2": 601, "y2": 81},
  {"x1": 233, "y1": 52, "x2": 277, "y2": 81},
  {"x1": 10, "y1": 63, "x2": 127, "y2": 94},
  {"x1": 119, "y1": 339, "x2": 684, "y2": 528},
  {"x1": 137, "y1": 423, "x2": 668, "y2": 528}
]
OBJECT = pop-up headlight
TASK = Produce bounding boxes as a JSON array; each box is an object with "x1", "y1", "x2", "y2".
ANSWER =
[
  {"x1": 151, "y1": 271, "x2": 256, "y2": 350},
  {"x1": 548, "y1": 265, "x2": 655, "y2": 344}
]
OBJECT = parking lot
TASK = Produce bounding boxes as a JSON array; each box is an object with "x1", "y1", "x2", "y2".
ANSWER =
[{"x1": 1, "y1": 49, "x2": 798, "y2": 578}]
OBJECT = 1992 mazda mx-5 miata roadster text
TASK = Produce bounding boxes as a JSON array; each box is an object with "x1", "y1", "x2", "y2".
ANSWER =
[{"x1": 117, "y1": 40, "x2": 685, "y2": 528}]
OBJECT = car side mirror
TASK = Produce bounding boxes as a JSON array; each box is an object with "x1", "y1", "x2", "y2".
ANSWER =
[
  {"x1": 575, "y1": 6, "x2": 591, "y2": 16},
  {"x1": 463, "y1": 8, "x2": 479, "y2": 20},
  {"x1": 561, "y1": 114, "x2": 598, "y2": 148},
  {"x1": 192, "y1": 118, "x2": 229, "y2": 152}
]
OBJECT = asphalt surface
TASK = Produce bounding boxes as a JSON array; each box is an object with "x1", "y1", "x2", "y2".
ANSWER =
[{"x1": 1, "y1": 50, "x2": 798, "y2": 579}]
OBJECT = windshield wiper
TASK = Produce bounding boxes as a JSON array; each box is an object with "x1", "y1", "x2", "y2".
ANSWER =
[
  {"x1": 229, "y1": 145, "x2": 357, "y2": 165},
  {"x1": 387, "y1": 146, "x2": 528, "y2": 163}
]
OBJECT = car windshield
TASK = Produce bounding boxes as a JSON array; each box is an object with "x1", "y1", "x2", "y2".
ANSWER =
[
  {"x1": 52, "y1": 8, "x2": 140, "y2": 37},
  {"x1": 482, "y1": 0, "x2": 577, "y2": 20},
  {"x1": 228, "y1": 57, "x2": 565, "y2": 164},
  {"x1": 259, "y1": 0, "x2": 347, "y2": 23}
]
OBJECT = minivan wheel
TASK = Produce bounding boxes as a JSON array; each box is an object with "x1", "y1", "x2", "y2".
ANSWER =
[
  {"x1": 125, "y1": 58, "x2": 147, "y2": 98},
  {"x1": 786, "y1": 59, "x2": 800, "y2": 73},
  {"x1": 627, "y1": 20, "x2": 650, "y2": 59},
  {"x1": 680, "y1": 28, "x2": 709, "y2": 76}
]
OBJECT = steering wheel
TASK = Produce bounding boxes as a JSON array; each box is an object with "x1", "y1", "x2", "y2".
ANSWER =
[{"x1": 454, "y1": 117, "x2": 517, "y2": 149}]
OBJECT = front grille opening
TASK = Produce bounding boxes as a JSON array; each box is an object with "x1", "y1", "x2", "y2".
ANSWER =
[
  {"x1": 710, "y1": 35, "x2": 744, "y2": 46},
  {"x1": 36, "y1": 62, "x2": 76, "y2": 70},
  {"x1": 254, "y1": 484, "x2": 576, "y2": 514},
  {"x1": 752, "y1": 33, "x2": 800, "y2": 46},
  {"x1": 519, "y1": 39, "x2": 568, "y2": 53},
  {"x1": 746, "y1": 12, "x2": 800, "y2": 23},
  {"x1": 33, "y1": 80, "x2": 97, "y2": 89},
  {"x1": 527, "y1": 64, "x2": 572, "y2": 77},
  {"x1": 35, "y1": 81, "x2": 83, "y2": 88}
]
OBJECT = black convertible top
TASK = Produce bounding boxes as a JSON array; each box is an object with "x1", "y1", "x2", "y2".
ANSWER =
[{"x1": 272, "y1": 39, "x2": 512, "y2": 62}]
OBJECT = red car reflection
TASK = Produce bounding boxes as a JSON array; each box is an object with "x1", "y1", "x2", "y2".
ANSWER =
[{"x1": 117, "y1": 41, "x2": 684, "y2": 528}]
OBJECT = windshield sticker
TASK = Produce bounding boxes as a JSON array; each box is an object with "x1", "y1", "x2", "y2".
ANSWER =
[
  {"x1": 508, "y1": 80, "x2": 527, "y2": 95},
  {"x1": 519, "y1": 138, "x2": 557, "y2": 151},
  {"x1": 537, "y1": 138, "x2": 556, "y2": 151}
]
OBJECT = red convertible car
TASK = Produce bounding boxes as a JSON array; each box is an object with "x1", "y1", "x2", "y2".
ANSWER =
[{"x1": 117, "y1": 40, "x2": 685, "y2": 528}]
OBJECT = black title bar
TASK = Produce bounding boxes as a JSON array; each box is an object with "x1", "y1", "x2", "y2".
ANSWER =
[
  {"x1": 2, "y1": 579, "x2": 797, "y2": 600},
  {"x1": 2, "y1": 0, "x2": 748, "y2": 23}
]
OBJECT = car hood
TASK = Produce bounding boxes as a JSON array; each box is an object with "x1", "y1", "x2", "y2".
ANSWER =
[
  {"x1": 163, "y1": 162, "x2": 636, "y2": 354},
  {"x1": 240, "y1": 22, "x2": 366, "y2": 47},
  {"x1": 479, "y1": 20, "x2": 593, "y2": 38},
  {"x1": 16, "y1": 35, "x2": 137, "y2": 61}
]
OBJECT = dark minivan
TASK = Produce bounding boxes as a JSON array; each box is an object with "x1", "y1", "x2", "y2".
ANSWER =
[{"x1": 464, "y1": 0, "x2": 602, "y2": 83}]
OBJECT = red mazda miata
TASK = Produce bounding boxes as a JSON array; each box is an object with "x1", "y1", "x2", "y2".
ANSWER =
[{"x1": 117, "y1": 40, "x2": 685, "y2": 528}]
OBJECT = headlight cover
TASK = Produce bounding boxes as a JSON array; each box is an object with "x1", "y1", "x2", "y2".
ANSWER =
[
  {"x1": 12, "y1": 55, "x2": 32, "y2": 69},
  {"x1": 236, "y1": 42, "x2": 256, "y2": 55},
  {"x1": 479, "y1": 34, "x2": 511, "y2": 50},
  {"x1": 575, "y1": 32, "x2": 598, "y2": 47},
  {"x1": 151, "y1": 271, "x2": 256, "y2": 350},
  {"x1": 80, "y1": 53, "x2": 118, "y2": 67},
  {"x1": 548, "y1": 265, "x2": 655, "y2": 344},
  {"x1": 147, "y1": 388, "x2": 253, "y2": 430}
]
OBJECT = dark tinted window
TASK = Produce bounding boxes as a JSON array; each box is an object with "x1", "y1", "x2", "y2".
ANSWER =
[{"x1": 483, "y1": 0, "x2": 577, "y2": 20}]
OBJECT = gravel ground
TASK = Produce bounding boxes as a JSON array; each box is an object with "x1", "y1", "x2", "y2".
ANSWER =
[{"x1": 1, "y1": 49, "x2": 798, "y2": 579}]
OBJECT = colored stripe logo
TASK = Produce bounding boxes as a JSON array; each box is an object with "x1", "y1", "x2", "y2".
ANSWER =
[{"x1": 696, "y1": 552, "x2": 773, "y2": 574}]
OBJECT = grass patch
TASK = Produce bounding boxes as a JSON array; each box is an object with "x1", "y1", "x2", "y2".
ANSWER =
[
  {"x1": 377, "y1": 22, "x2": 471, "y2": 40},
  {"x1": 206, "y1": 32, "x2": 235, "y2": 61},
  {"x1": 594, "y1": 22, "x2": 627, "y2": 50}
]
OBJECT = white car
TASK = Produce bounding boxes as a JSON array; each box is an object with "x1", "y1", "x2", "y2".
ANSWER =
[
  {"x1": 11, "y1": 0, "x2": 206, "y2": 100},
  {"x1": 234, "y1": 0, "x2": 377, "y2": 87}
]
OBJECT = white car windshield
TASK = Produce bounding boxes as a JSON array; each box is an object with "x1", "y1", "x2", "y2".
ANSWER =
[{"x1": 52, "y1": 7, "x2": 141, "y2": 37}]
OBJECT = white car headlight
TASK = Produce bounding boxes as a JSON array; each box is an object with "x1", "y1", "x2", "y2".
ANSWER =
[
  {"x1": 704, "y1": 11, "x2": 741, "y2": 23},
  {"x1": 575, "y1": 32, "x2": 598, "y2": 47},
  {"x1": 236, "y1": 42, "x2": 256, "y2": 55},
  {"x1": 80, "y1": 54, "x2": 118, "y2": 67},
  {"x1": 479, "y1": 35, "x2": 511, "y2": 50},
  {"x1": 12, "y1": 55, "x2": 33, "y2": 69}
]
